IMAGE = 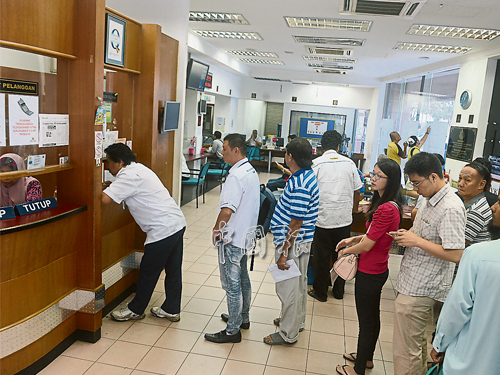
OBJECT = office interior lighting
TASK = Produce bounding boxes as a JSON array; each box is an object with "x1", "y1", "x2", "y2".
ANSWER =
[
  {"x1": 239, "y1": 59, "x2": 284, "y2": 65},
  {"x1": 303, "y1": 56, "x2": 357, "y2": 63},
  {"x1": 285, "y1": 17, "x2": 371, "y2": 32},
  {"x1": 227, "y1": 51, "x2": 278, "y2": 57},
  {"x1": 394, "y1": 42, "x2": 471, "y2": 53},
  {"x1": 189, "y1": 12, "x2": 249, "y2": 24},
  {"x1": 408, "y1": 24, "x2": 500, "y2": 41},
  {"x1": 192, "y1": 30, "x2": 263, "y2": 40}
]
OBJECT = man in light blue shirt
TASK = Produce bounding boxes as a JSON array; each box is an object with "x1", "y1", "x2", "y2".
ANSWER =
[{"x1": 431, "y1": 194, "x2": 500, "y2": 374}]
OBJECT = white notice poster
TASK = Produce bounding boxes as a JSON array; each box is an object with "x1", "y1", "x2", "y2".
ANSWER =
[
  {"x1": 8, "y1": 95, "x2": 39, "y2": 146},
  {"x1": 306, "y1": 120, "x2": 328, "y2": 136},
  {"x1": 39, "y1": 114, "x2": 70, "y2": 147},
  {"x1": 0, "y1": 93, "x2": 6, "y2": 146}
]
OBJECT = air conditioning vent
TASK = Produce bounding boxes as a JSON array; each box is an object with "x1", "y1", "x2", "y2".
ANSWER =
[
  {"x1": 294, "y1": 36, "x2": 365, "y2": 46},
  {"x1": 314, "y1": 69, "x2": 347, "y2": 74},
  {"x1": 307, "y1": 47, "x2": 353, "y2": 56},
  {"x1": 340, "y1": 0, "x2": 426, "y2": 18},
  {"x1": 307, "y1": 63, "x2": 354, "y2": 70}
]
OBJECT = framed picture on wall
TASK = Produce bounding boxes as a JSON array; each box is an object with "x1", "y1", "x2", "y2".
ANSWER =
[{"x1": 105, "y1": 14, "x2": 126, "y2": 67}]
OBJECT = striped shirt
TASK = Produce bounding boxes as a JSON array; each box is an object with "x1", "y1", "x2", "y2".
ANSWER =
[
  {"x1": 396, "y1": 184, "x2": 466, "y2": 302},
  {"x1": 464, "y1": 193, "x2": 492, "y2": 245},
  {"x1": 270, "y1": 168, "x2": 319, "y2": 245}
]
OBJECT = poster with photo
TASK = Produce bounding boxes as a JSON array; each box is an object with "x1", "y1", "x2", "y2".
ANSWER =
[
  {"x1": 0, "y1": 93, "x2": 6, "y2": 146},
  {"x1": 8, "y1": 94, "x2": 39, "y2": 146}
]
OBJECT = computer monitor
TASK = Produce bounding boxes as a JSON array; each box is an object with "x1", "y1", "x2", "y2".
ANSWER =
[
  {"x1": 159, "y1": 101, "x2": 181, "y2": 133},
  {"x1": 276, "y1": 137, "x2": 284, "y2": 147}
]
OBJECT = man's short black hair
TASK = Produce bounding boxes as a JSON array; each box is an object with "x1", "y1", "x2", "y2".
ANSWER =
[
  {"x1": 433, "y1": 153, "x2": 445, "y2": 166},
  {"x1": 321, "y1": 130, "x2": 343, "y2": 151},
  {"x1": 214, "y1": 131, "x2": 222, "y2": 139},
  {"x1": 224, "y1": 133, "x2": 247, "y2": 155},
  {"x1": 105, "y1": 143, "x2": 136, "y2": 166},
  {"x1": 404, "y1": 152, "x2": 443, "y2": 179},
  {"x1": 288, "y1": 134, "x2": 297, "y2": 141},
  {"x1": 286, "y1": 137, "x2": 313, "y2": 169}
]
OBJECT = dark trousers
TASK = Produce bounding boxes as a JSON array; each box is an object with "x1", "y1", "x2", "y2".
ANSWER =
[
  {"x1": 128, "y1": 227, "x2": 185, "y2": 315},
  {"x1": 312, "y1": 225, "x2": 351, "y2": 300},
  {"x1": 354, "y1": 269, "x2": 389, "y2": 375},
  {"x1": 266, "y1": 176, "x2": 286, "y2": 191}
]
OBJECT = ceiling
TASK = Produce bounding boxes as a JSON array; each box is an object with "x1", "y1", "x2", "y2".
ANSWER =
[{"x1": 187, "y1": 0, "x2": 500, "y2": 86}]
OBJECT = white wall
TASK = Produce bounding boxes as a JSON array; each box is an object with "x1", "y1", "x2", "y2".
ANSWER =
[
  {"x1": 183, "y1": 89, "x2": 199, "y2": 152},
  {"x1": 212, "y1": 94, "x2": 239, "y2": 137},
  {"x1": 235, "y1": 100, "x2": 267, "y2": 138},
  {"x1": 445, "y1": 58, "x2": 497, "y2": 182}
]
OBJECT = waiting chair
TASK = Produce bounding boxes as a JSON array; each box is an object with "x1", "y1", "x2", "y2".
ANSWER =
[
  {"x1": 206, "y1": 161, "x2": 230, "y2": 189},
  {"x1": 247, "y1": 147, "x2": 264, "y2": 172},
  {"x1": 181, "y1": 162, "x2": 210, "y2": 208}
]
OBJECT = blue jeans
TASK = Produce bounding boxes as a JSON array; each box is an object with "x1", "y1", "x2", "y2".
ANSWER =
[
  {"x1": 218, "y1": 243, "x2": 252, "y2": 335},
  {"x1": 266, "y1": 176, "x2": 286, "y2": 191}
]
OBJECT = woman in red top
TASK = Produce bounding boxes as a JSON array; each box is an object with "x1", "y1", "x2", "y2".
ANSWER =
[{"x1": 335, "y1": 158, "x2": 402, "y2": 375}]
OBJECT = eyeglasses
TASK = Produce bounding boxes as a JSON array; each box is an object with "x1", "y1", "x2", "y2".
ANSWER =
[
  {"x1": 369, "y1": 172, "x2": 388, "y2": 180},
  {"x1": 411, "y1": 176, "x2": 429, "y2": 187}
]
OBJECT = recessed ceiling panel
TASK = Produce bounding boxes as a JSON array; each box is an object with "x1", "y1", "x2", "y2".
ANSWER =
[{"x1": 285, "y1": 16, "x2": 372, "y2": 32}]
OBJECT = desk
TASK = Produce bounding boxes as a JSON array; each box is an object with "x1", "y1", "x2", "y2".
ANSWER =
[
  {"x1": 184, "y1": 153, "x2": 208, "y2": 163},
  {"x1": 351, "y1": 205, "x2": 413, "y2": 233},
  {"x1": 261, "y1": 148, "x2": 286, "y2": 172}
]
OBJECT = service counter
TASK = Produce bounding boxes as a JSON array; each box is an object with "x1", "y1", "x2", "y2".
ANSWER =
[
  {"x1": 0, "y1": 203, "x2": 90, "y2": 375},
  {"x1": 351, "y1": 205, "x2": 414, "y2": 233}
]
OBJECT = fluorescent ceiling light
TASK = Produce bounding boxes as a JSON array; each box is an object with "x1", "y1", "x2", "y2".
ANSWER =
[
  {"x1": 408, "y1": 24, "x2": 500, "y2": 41},
  {"x1": 303, "y1": 56, "x2": 357, "y2": 63},
  {"x1": 394, "y1": 42, "x2": 471, "y2": 54},
  {"x1": 312, "y1": 82, "x2": 349, "y2": 87},
  {"x1": 307, "y1": 63, "x2": 354, "y2": 70},
  {"x1": 253, "y1": 77, "x2": 291, "y2": 82},
  {"x1": 314, "y1": 68, "x2": 347, "y2": 74},
  {"x1": 189, "y1": 12, "x2": 249, "y2": 25},
  {"x1": 285, "y1": 17, "x2": 371, "y2": 32},
  {"x1": 293, "y1": 36, "x2": 365, "y2": 46},
  {"x1": 192, "y1": 30, "x2": 263, "y2": 40},
  {"x1": 227, "y1": 50, "x2": 278, "y2": 57},
  {"x1": 239, "y1": 58, "x2": 284, "y2": 65}
]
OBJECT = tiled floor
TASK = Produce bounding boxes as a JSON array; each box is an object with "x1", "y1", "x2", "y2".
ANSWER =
[{"x1": 40, "y1": 171, "x2": 413, "y2": 375}]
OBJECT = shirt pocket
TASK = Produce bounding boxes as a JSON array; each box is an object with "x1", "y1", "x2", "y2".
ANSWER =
[{"x1": 419, "y1": 219, "x2": 434, "y2": 241}]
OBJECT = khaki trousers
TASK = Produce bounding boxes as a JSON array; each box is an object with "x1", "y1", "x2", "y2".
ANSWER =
[
  {"x1": 393, "y1": 294, "x2": 436, "y2": 375},
  {"x1": 275, "y1": 242, "x2": 311, "y2": 343}
]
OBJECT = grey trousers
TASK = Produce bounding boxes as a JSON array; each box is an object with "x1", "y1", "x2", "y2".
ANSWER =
[{"x1": 275, "y1": 242, "x2": 311, "y2": 343}]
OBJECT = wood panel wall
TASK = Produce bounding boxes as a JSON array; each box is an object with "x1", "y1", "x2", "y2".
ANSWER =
[{"x1": 0, "y1": 0, "x2": 77, "y2": 57}]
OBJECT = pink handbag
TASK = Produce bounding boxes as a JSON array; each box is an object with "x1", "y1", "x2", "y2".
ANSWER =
[{"x1": 332, "y1": 254, "x2": 358, "y2": 281}]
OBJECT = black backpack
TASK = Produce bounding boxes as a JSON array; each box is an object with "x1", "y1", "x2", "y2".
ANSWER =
[{"x1": 250, "y1": 184, "x2": 277, "y2": 270}]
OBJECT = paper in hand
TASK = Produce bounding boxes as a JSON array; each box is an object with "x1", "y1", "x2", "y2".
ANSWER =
[{"x1": 267, "y1": 259, "x2": 302, "y2": 283}]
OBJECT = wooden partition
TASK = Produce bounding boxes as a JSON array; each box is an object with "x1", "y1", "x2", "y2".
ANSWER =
[{"x1": 1, "y1": 1, "x2": 180, "y2": 374}]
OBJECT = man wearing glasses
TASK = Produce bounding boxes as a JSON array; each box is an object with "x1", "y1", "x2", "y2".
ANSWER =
[{"x1": 388, "y1": 152, "x2": 466, "y2": 375}]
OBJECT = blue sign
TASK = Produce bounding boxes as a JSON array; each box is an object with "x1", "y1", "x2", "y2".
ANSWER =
[
  {"x1": 0, "y1": 206, "x2": 16, "y2": 220},
  {"x1": 298, "y1": 117, "x2": 336, "y2": 140},
  {"x1": 15, "y1": 197, "x2": 58, "y2": 216}
]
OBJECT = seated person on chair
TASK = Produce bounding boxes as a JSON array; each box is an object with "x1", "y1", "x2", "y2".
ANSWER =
[
  {"x1": 208, "y1": 131, "x2": 223, "y2": 161},
  {"x1": 181, "y1": 154, "x2": 190, "y2": 181},
  {"x1": 1, "y1": 153, "x2": 42, "y2": 206},
  {"x1": 266, "y1": 134, "x2": 297, "y2": 191},
  {"x1": 246, "y1": 129, "x2": 262, "y2": 147}
]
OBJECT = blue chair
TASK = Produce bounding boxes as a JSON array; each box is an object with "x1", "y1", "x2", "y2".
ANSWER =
[
  {"x1": 206, "y1": 161, "x2": 230, "y2": 189},
  {"x1": 247, "y1": 147, "x2": 264, "y2": 171},
  {"x1": 181, "y1": 162, "x2": 210, "y2": 208}
]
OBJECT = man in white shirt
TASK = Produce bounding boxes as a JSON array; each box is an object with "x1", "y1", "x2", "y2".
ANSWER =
[
  {"x1": 103, "y1": 143, "x2": 186, "y2": 322},
  {"x1": 308, "y1": 130, "x2": 363, "y2": 302},
  {"x1": 204, "y1": 134, "x2": 260, "y2": 344},
  {"x1": 208, "y1": 131, "x2": 223, "y2": 160},
  {"x1": 430, "y1": 196, "x2": 500, "y2": 375},
  {"x1": 246, "y1": 129, "x2": 262, "y2": 147}
]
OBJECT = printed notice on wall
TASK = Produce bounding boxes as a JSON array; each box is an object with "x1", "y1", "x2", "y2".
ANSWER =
[
  {"x1": 0, "y1": 94, "x2": 6, "y2": 146},
  {"x1": 8, "y1": 94, "x2": 39, "y2": 146},
  {"x1": 306, "y1": 120, "x2": 328, "y2": 136},
  {"x1": 39, "y1": 114, "x2": 69, "y2": 147}
]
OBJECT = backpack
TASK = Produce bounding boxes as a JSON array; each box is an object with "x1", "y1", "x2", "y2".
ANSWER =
[{"x1": 250, "y1": 184, "x2": 277, "y2": 271}]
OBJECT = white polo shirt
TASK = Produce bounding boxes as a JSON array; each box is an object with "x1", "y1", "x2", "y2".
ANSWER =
[
  {"x1": 248, "y1": 135, "x2": 262, "y2": 147},
  {"x1": 312, "y1": 150, "x2": 363, "y2": 228},
  {"x1": 104, "y1": 162, "x2": 186, "y2": 245},
  {"x1": 219, "y1": 158, "x2": 260, "y2": 249},
  {"x1": 210, "y1": 139, "x2": 223, "y2": 159}
]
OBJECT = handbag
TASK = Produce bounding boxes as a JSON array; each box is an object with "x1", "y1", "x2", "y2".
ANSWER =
[{"x1": 332, "y1": 253, "x2": 358, "y2": 281}]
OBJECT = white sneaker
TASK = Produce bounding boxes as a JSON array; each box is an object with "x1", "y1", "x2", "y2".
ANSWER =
[
  {"x1": 110, "y1": 306, "x2": 145, "y2": 321},
  {"x1": 150, "y1": 307, "x2": 180, "y2": 322}
]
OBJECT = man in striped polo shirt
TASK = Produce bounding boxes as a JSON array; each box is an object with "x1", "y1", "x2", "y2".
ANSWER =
[{"x1": 263, "y1": 137, "x2": 319, "y2": 345}]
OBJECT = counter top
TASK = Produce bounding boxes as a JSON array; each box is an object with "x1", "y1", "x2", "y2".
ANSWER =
[{"x1": 0, "y1": 203, "x2": 87, "y2": 235}]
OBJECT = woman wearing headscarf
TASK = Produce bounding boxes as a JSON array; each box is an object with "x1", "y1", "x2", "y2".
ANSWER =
[{"x1": 1, "y1": 153, "x2": 42, "y2": 207}]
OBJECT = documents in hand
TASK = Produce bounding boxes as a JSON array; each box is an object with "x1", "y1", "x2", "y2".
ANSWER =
[{"x1": 267, "y1": 259, "x2": 302, "y2": 283}]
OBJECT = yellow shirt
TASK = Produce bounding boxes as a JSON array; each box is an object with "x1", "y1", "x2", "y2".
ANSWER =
[
  {"x1": 408, "y1": 145, "x2": 421, "y2": 161},
  {"x1": 387, "y1": 141, "x2": 402, "y2": 165}
]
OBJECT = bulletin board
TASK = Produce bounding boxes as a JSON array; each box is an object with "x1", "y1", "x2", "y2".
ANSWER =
[{"x1": 298, "y1": 117, "x2": 336, "y2": 140}]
